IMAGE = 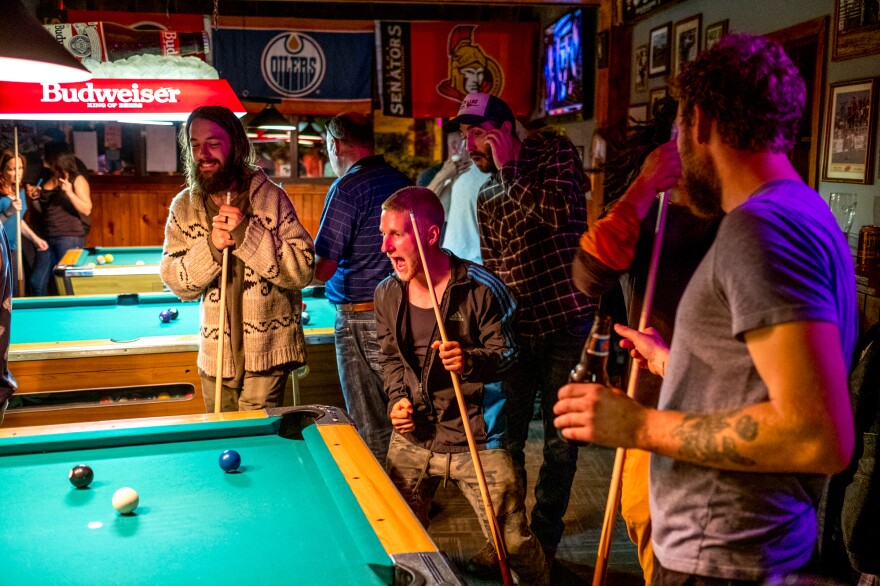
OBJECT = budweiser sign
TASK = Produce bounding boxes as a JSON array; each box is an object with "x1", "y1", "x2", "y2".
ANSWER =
[{"x1": 0, "y1": 79, "x2": 244, "y2": 121}]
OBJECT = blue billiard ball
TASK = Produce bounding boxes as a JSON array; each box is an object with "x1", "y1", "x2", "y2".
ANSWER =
[
  {"x1": 159, "y1": 310, "x2": 172, "y2": 323},
  {"x1": 219, "y1": 449, "x2": 241, "y2": 472},
  {"x1": 168, "y1": 308, "x2": 179, "y2": 320},
  {"x1": 301, "y1": 311, "x2": 310, "y2": 325}
]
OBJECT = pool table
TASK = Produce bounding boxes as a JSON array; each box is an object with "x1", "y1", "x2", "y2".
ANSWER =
[
  {"x1": 0, "y1": 406, "x2": 464, "y2": 585},
  {"x1": 6, "y1": 289, "x2": 341, "y2": 427},
  {"x1": 54, "y1": 246, "x2": 166, "y2": 296}
]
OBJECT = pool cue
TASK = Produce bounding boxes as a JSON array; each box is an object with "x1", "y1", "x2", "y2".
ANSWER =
[
  {"x1": 214, "y1": 191, "x2": 232, "y2": 414},
  {"x1": 593, "y1": 190, "x2": 669, "y2": 586},
  {"x1": 408, "y1": 212, "x2": 513, "y2": 586},
  {"x1": 13, "y1": 127, "x2": 23, "y2": 295}
]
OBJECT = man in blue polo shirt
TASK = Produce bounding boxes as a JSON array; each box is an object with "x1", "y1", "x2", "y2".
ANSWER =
[{"x1": 314, "y1": 112, "x2": 412, "y2": 462}]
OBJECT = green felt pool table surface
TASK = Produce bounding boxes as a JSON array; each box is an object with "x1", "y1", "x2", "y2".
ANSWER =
[
  {"x1": 71, "y1": 246, "x2": 164, "y2": 266},
  {"x1": 0, "y1": 407, "x2": 461, "y2": 585}
]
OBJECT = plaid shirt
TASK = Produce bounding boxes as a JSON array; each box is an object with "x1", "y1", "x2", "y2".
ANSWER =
[{"x1": 477, "y1": 135, "x2": 594, "y2": 339}]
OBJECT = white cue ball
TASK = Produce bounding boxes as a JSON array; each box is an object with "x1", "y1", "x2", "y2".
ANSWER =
[
  {"x1": 112, "y1": 487, "x2": 139, "y2": 514},
  {"x1": 135, "y1": 260, "x2": 145, "y2": 266}
]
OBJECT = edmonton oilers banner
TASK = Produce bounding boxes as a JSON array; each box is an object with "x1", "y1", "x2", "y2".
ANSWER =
[
  {"x1": 377, "y1": 21, "x2": 537, "y2": 119},
  {"x1": 213, "y1": 17, "x2": 373, "y2": 115}
]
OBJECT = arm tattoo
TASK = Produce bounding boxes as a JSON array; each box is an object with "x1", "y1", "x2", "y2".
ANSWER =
[{"x1": 674, "y1": 412, "x2": 758, "y2": 467}]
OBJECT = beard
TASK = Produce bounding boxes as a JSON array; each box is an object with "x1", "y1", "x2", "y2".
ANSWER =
[
  {"x1": 678, "y1": 135, "x2": 724, "y2": 219},
  {"x1": 469, "y1": 144, "x2": 498, "y2": 174},
  {"x1": 192, "y1": 160, "x2": 238, "y2": 196}
]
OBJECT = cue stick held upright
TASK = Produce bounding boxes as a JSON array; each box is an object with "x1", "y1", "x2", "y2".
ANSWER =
[
  {"x1": 408, "y1": 211, "x2": 514, "y2": 586},
  {"x1": 13, "y1": 127, "x2": 23, "y2": 295},
  {"x1": 593, "y1": 189, "x2": 670, "y2": 586},
  {"x1": 214, "y1": 191, "x2": 232, "y2": 414}
]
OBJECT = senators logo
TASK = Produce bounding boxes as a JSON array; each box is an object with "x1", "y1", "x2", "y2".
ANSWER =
[{"x1": 437, "y1": 25, "x2": 504, "y2": 102}]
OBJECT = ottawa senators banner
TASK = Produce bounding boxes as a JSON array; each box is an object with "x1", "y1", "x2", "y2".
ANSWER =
[{"x1": 377, "y1": 21, "x2": 538, "y2": 119}]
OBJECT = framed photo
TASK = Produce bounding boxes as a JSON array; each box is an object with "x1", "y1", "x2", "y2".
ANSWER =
[
  {"x1": 832, "y1": 0, "x2": 880, "y2": 61},
  {"x1": 628, "y1": 103, "x2": 648, "y2": 126},
  {"x1": 822, "y1": 78, "x2": 877, "y2": 184},
  {"x1": 648, "y1": 22, "x2": 671, "y2": 77},
  {"x1": 634, "y1": 44, "x2": 649, "y2": 92},
  {"x1": 704, "y1": 19, "x2": 729, "y2": 51},
  {"x1": 648, "y1": 87, "x2": 668, "y2": 120},
  {"x1": 672, "y1": 14, "x2": 702, "y2": 75},
  {"x1": 597, "y1": 30, "x2": 609, "y2": 69}
]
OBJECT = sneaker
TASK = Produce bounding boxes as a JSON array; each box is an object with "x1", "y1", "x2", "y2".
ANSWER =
[{"x1": 466, "y1": 541, "x2": 500, "y2": 578}]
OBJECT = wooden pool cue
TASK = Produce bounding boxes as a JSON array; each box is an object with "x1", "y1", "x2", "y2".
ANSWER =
[
  {"x1": 214, "y1": 191, "x2": 232, "y2": 414},
  {"x1": 593, "y1": 190, "x2": 670, "y2": 586},
  {"x1": 13, "y1": 127, "x2": 23, "y2": 295},
  {"x1": 408, "y1": 211, "x2": 513, "y2": 586}
]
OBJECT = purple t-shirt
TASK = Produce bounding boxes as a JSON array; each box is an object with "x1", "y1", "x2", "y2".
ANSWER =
[{"x1": 651, "y1": 180, "x2": 858, "y2": 580}]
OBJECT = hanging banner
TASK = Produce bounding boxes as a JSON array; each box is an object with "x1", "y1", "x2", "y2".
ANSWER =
[
  {"x1": 213, "y1": 17, "x2": 373, "y2": 116},
  {"x1": 0, "y1": 79, "x2": 245, "y2": 122},
  {"x1": 46, "y1": 10, "x2": 206, "y2": 32},
  {"x1": 377, "y1": 21, "x2": 538, "y2": 119}
]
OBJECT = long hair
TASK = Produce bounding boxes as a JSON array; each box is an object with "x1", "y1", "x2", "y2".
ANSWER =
[
  {"x1": 0, "y1": 149, "x2": 26, "y2": 191},
  {"x1": 42, "y1": 141, "x2": 79, "y2": 180},
  {"x1": 179, "y1": 105, "x2": 256, "y2": 191}
]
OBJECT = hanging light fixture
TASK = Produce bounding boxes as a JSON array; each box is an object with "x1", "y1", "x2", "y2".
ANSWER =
[
  {"x1": 1, "y1": 0, "x2": 92, "y2": 83},
  {"x1": 298, "y1": 120, "x2": 324, "y2": 142},
  {"x1": 248, "y1": 103, "x2": 297, "y2": 131}
]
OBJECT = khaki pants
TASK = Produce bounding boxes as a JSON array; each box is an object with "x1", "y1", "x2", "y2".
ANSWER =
[
  {"x1": 621, "y1": 448, "x2": 654, "y2": 585},
  {"x1": 386, "y1": 432, "x2": 549, "y2": 586},
  {"x1": 200, "y1": 370, "x2": 289, "y2": 413}
]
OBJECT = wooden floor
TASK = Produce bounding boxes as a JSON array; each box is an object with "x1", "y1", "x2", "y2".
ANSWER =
[{"x1": 429, "y1": 419, "x2": 644, "y2": 585}]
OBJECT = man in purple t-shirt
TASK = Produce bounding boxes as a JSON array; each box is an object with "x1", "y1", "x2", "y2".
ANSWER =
[{"x1": 555, "y1": 34, "x2": 857, "y2": 582}]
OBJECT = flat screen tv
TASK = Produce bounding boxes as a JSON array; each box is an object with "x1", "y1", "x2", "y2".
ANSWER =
[{"x1": 543, "y1": 9, "x2": 595, "y2": 119}]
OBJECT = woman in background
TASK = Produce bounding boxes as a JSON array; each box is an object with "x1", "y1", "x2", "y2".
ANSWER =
[
  {"x1": 27, "y1": 142, "x2": 91, "y2": 296},
  {"x1": 0, "y1": 150, "x2": 48, "y2": 296}
]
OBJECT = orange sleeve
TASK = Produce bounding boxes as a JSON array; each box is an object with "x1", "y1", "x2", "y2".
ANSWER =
[{"x1": 579, "y1": 199, "x2": 644, "y2": 271}]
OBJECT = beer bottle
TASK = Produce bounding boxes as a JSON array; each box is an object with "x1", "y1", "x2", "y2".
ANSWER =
[
  {"x1": 45, "y1": 22, "x2": 209, "y2": 63},
  {"x1": 569, "y1": 313, "x2": 612, "y2": 385}
]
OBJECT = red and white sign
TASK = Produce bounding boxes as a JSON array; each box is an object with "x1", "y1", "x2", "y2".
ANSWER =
[{"x1": 0, "y1": 79, "x2": 245, "y2": 122}]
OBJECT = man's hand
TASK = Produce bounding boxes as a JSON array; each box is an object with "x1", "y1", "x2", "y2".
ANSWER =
[
  {"x1": 615, "y1": 324, "x2": 670, "y2": 377},
  {"x1": 431, "y1": 340, "x2": 465, "y2": 374},
  {"x1": 622, "y1": 140, "x2": 683, "y2": 217},
  {"x1": 485, "y1": 128, "x2": 520, "y2": 169},
  {"x1": 554, "y1": 383, "x2": 648, "y2": 447},
  {"x1": 211, "y1": 204, "x2": 244, "y2": 251},
  {"x1": 390, "y1": 398, "x2": 415, "y2": 433}
]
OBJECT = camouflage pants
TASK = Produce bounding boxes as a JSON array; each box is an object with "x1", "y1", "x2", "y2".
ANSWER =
[{"x1": 386, "y1": 432, "x2": 548, "y2": 585}]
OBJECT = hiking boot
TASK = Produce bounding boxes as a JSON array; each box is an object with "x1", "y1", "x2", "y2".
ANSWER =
[{"x1": 466, "y1": 541, "x2": 500, "y2": 578}]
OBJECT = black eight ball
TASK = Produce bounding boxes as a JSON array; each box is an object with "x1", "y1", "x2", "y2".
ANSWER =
[{"x1": 69, "y1": 464, "x2": 94, "y2": 489}]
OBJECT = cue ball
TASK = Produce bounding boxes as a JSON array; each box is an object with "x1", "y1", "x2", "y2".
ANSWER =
[
  {"x1": 219, "y1": 449, "x2": 241, "y2": 472},
  {"x1": 301, "y1": 311, "x2": 310, "y2": 325},
  {"x1": 159, "y1": 310, "x2": 173, "y2": 323},
  {"x1": 112, "y1": 487, "x2": 139, "y2": 514},
  {"x1": 96, "y1": 255, "x2": 106, "y2": 265},
  {"x1": 135, "y1": 260, "x2": 145, "y2": 266},
  {"x1": 69, "y1": 464, "x2": 94, "y2": 489},
  {"x1": 168, "y1": 307, "x2": 179, "y2": 320},
  {"x1": 104, "y1": 253, "x2": 114, "y2": 263}
]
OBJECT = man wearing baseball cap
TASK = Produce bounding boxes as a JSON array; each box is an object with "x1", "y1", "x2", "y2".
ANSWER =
[{"x1": 446, "y1": 92, "x2": 594, "y2": 575}]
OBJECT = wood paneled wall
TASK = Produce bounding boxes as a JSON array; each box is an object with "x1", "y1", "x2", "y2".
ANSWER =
[{"x1": 84, "y1": 177, "x2": 331, "y2": 247}]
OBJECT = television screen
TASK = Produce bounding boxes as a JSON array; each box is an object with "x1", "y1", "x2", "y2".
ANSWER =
[{"x1": 543, "y1": 9, "x2": 584, "y2": 117}]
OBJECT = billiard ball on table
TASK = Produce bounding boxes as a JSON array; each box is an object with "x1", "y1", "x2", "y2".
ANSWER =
[
  {"x1": 104, "y1": 253, "x2": 114, "y2": 263},
  {"x1": 112, "y1": 487, "x2": 139, "y2": 514},
  {"x1": 69, "y1": 464, "x2": 94, "y2": 489},
  {"x1": 301, "y1": 311, "x2": 310, "y2": 325},
  {"x1": 135, "y1": 260, "x2": 145, "y2": 266},
  {"x1": 167, "y1": 307, "x2": 179, "y2": 320},
  {"x1": 96, "y1": 255, "x2": 106, "y2": 265},
  {"x1": 219, "y1": 449, "x2": 241, "y2": 472},
  {"x1": 159, "y1": 310, "x2": 173, "y2": 323}
]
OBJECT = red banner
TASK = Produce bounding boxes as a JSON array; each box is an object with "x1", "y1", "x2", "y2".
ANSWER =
[
  {"x1": 55, "y1": 10, "x2": 206, "y2": 32},
  {"x1": 378, "y1": 21, "x2": 538, "y2": 119},
  {"x1": 0, "y1": 79, "x2": 244, "y2": 122}
]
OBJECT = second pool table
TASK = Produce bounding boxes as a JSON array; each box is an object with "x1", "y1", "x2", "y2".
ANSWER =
[
  {"x1": 7, "y1": 289, "x2": 340, "y2": 427},
  {"x1": 54, "y1": 246, "x2": 166, "y2": 296}
]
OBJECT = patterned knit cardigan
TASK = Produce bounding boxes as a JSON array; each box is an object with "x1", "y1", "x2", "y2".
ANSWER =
[{"x1": 160, "y1": 170, "x2": 315, "y2": 377}]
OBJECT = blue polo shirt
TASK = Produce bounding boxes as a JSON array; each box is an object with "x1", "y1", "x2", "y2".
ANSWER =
[{"x1": 315, "y1": 155, "x2": 411, "y2": 305}]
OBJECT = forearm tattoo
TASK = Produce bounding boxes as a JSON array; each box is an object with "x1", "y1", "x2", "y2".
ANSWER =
[{"x1": 674, "y1": 412, "x2": 758, "y2": 466}]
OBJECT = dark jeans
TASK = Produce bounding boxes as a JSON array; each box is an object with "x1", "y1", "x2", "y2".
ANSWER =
[
  {"x1": 30, "y1": 235, "x2": 84, "y2": 296},
  {"x1": 334, "y1": 309, "x2": 392, "y2": 462},
  {"x1": 504, "y1": 320, "x2": 590, "y2": 553}
]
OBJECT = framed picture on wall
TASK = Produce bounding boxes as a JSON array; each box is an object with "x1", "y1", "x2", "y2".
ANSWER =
[
  {"x1": 634, "y1": 44, "x2": 649, "y2": 92},
  {"x1": 832, "y1": 0, "x2": 880, "y2": 61},
  {"x1": 648, "y1": 87, "x2": 668, "y2": 120},
  {"x1": 704, "y1": 19, "x2": 729, "y2": 51},
  {"x1": 628, "y1": 103, "x2": 648, "y2": 126},
  {"x1": 648, "y1": 22, "x2": 671, "y2": 77},
  {"x1": 597, "y1": 30, "x2": 609, "y2": 69},
  {"x1": 672, "y1": 14, "x2": 702, "y2": 75},
  {"x1": 822, "y1": 78, "x2": 877, "y2": 184}
]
